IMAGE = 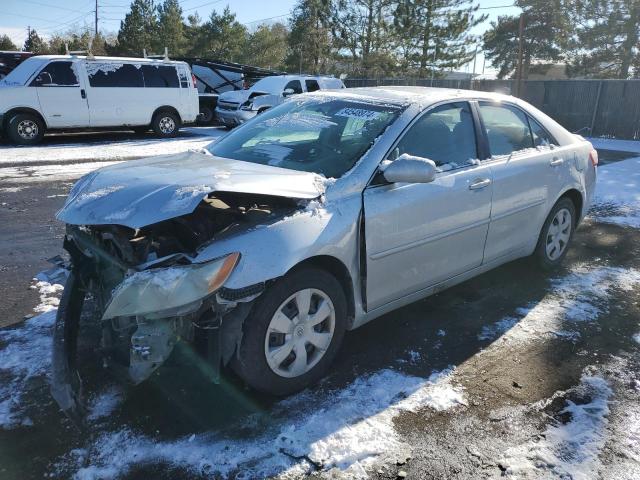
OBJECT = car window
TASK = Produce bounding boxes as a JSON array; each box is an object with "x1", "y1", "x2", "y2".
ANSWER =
[
  {"x1": 527, "y1": 115, "x2": 556, "y2": 147},
  {"x1": 393, "y1": 102, "x2": 478, "y2": 170},
  {"x1": 141, "y1": 65, "x2": 179, "y2": 88},
  {"x1": 284, "y1": 79, "x2": 303, "y2": 94},
  {"x1": 31, "y1": 61, "x2": 78, "y2": 87},
  {"x1": 478, "y1": 102, "x2": 534, "y2": 156},
  {"x1": 305, "y1": 79, "x2": 320, "y2": 92},
  {"x1": 86, "y1": 63, "x2": 144, "y2": 88}
]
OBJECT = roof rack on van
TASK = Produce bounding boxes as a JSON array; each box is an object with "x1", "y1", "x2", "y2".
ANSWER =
[
  {"x1": 143, "y1": 47, "x2": 170, "y2": 62},
  {"x1": 65, "y1": 40, "x2": 95, "y2": 60}
]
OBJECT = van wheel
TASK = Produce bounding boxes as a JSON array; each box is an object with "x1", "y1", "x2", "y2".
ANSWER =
[
  {"x1": 151, "y1": 111, "x2": 180, "y2": 138},
  {"x1": 533, "y1": 197, "x2": 576, "y2": 270},
  {"x1": 7, "y1": 113, "x2": 45, "y2": 145},
  {"x1": 232, "y1": 267, "x2": 347, "y2": 396}
]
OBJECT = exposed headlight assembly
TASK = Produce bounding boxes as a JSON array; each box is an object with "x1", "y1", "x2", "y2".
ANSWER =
[
  {"x1": 240, "y1": 100, "x2": 254, "y2": 111},
  {"x1": 102, "y1": 252, "x2": 240, "y2": 320}
]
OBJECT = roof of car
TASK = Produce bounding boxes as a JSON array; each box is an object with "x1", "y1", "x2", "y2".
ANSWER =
[
  {"x1": 27, "y1": 54, "x2": 188, "y2": 65},
  {"x1": 312, "y1": 86, "x2": 513, "y2": 106}
]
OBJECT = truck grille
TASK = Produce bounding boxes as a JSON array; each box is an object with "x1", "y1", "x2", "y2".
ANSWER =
[{"x1": 218, "y1": 101, "x2": 239, "y2": 111}]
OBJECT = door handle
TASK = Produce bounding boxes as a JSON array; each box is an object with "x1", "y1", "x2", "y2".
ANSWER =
[
  {"x1": 80, "y1": 89, "x2": 86, "y2": 99},
  {"x1": 550, "y1": 157, "x2": 564, "y2": 166},
  {"x1": 469, "y1": 178, "x2": 491, "y2": 190}
]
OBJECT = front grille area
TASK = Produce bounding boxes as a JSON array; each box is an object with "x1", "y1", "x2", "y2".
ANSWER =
[{"x1": 218, "y1": 101, "x2": 239, "y2": 111}]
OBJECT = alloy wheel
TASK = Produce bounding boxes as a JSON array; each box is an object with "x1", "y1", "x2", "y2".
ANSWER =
[
  {"x1": 17, "y1": 119, "x2": 38, "y2": 140},
  {"x1": 158, "y1": 116, "x2": 176, "y2": 134}
]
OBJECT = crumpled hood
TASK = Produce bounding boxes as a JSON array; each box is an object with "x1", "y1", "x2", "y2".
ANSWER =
[
  {"x1": 56, "y1": 151, "x2": 325, "y2": 229},
  {"x1": 218, "y1": 90, "x2": 251, "y2": 104}
]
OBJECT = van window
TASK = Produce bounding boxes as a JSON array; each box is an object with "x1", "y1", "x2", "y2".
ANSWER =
[
  {"x1": 87, "y1": 63, "x2": 144, "y2": 88},
  {"x1": 284, "y1": 80, "x2": 303, "y2": 94},
  {"x1": 141, "y1": 65, "x2": 179, "y2": 88},
  {"x1": 305, "y1": 79, "x2": 320, "y2": 92},
  {"x1": 478, "y1": 102, "x2": 534, "y2": 156},
  {"x1": 31, "y1": 61, "x2": 78, "y2": 87}
]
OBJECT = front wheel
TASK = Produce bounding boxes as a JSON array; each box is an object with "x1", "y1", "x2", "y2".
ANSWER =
[
  {"x1": 533, "y1": 197, "x2": 576, "y2": 270},
  {"x1": 151, "y1": 111, "x2": 180, "y2": 138},
  {"x1": 232, "y1": 267, "x2": 347, "y2": 395},
  {"x1": 7, "y1": 113, "x2": 45, "y2": 145}
]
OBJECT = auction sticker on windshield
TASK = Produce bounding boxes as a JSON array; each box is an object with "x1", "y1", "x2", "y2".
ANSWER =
[{"x1": 335, "y1": 107, "x2": 381, "y2": 120}]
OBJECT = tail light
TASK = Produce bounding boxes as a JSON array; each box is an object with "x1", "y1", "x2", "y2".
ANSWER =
[
  {"x1": 191, "y1": 74, "x2": 197, "y2": 88},
  {"x1": 589, "y1": 148, "x2": 598, "y2": 167}
]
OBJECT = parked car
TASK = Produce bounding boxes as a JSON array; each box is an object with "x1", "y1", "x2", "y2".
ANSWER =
[
  {"x1": 176, "y1": 57, "x2": 284, "y2": 125},
  {"x1": 0, "y1": 51, "x2": 34, "y2": 79},
  {"x1": 215, "y1": 74, "x2": 345, "y2": 128},
  {"x1": 0, "y1": 54, "x2": 199, "y2": 145},
  {"x1": 51, "y1": 87, "x2": 597, "y2": 421}
]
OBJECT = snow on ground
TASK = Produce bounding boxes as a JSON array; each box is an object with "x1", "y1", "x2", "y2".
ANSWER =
[
  {"x1": 592, "y1": 155, "x2": 640, "y2": 228},
  {"x1": 67, "y1": 369, "x2": 464, "y2": 479},
  {"x1": 0, "y1": 127, "x2": 224, "y2": 165},
  {"x1": 478, "y1": 266, "x2": 640, "y2": 346},
  {"x1": 501, "y1": 375, "x2": 612, "y2": 479},
  {"x1": 588, "y1": 137, "x2": 640, "y2": 154},
  {"x1": 0, "y1": 271, "x2": 65, "y2": 429},
  {"x1": 0, "y1": 161, "x2": 123, "y2": 184}
]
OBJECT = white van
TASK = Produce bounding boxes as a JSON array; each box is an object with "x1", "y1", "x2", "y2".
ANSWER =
[{"x1": 0, "y1": 55, "x2": 199, "y2": 144}]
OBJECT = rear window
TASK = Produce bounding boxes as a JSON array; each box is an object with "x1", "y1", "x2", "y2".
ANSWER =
[
  {"x1": 141, "y1": 65, "x2": 179, "y2": 88},
  {"x1": 87, "y1": 63, "x2": 144, "y2": 88}
]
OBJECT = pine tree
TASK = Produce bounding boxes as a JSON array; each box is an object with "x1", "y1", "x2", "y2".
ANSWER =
[
  {"x1": 483, "y1": 0, "x2": 567, "y2": 79},
  {"x1": 393, "y1": 0, "x2": 487, "y2": 77},
  {"x1": 566, "y1": 0, "x2": 640, "y2": 78},
  {"x1": 195, "y1": 7, "x2": 247, "y2": 61},
  {"x1": 157, "y1": 0, "x2": 186, "y2": 55},
  {"x1": 117, "y1": 0, "x2": 158, "y2": 56},
  {"x1": 0, "y1": 34, "x2": 17, "y2": 51},
  {"x1": 241, "y1": 23, "x2": 289, "y2": 70},
  {"x1": 286, "y1": 0, "x2": 335, "y2": 74},
  {"x1": 23, "y1": 29, "x2": 47, "y2": 53}
]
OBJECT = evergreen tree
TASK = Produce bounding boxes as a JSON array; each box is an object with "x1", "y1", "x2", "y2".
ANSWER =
[
  {"x1": 286, "y1": 0, "x2": 335, "y2": 74},
  {"x1": 483, "y1": 0, "x2": 567, "y2": 79},
  {"x1": 393, "y1": 0, "x2": 487, "y2": 77},
  {"x1": 566, "y1": 0, "x2": 640, "y2": 78},
  {"x1": 117, "y1": 0, "x2": 158, "y2": 56},
  {"x1": 157, "y1": 0, "x2": 186, "y2": 55},
  {"x1": 241, "y1": 23, "x2": 289, "y2": 69},
  {"x1": 23, "y1": 29, "x2": 47, "y2": 53},
  {"x1": 195, "y1": 7, "x2": 247, "y2": 60},
  {"x1": 0, "y1": 34, "x2": 17, "y2": 51}
]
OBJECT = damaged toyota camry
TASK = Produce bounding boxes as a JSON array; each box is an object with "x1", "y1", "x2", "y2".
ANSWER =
[{"x1": 52, "y1": 87, "x2": 597, "y2": 421}]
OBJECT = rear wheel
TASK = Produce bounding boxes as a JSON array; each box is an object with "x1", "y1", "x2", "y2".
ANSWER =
[
  {"x1": 533, "y1": 197, "x2": 576, "y2": 270},
  {"x1": 7, "y1": 113, "x2": 45, "y2": 145},
  {"x1": 197, "y1": 106, "x2": 214, "y2": 125},
  {"x1": 232, "y1": 267, "x2": 347, "y2": 395},
  {"x1": 151, "y1": 110, "x2": 181, "y2": 138}
]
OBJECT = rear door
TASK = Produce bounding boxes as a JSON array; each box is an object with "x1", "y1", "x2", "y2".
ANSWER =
[
  {"x1": 364, "y1": 101, "x2": 493, "y2": 309},
  {"x1": 85, "y1": 61, "x2": 147, "y2": 126},
  {"x1": 32, "y1": 61, "x2": 89, "y2": 127},
  {"x1": 477, "y1": 101, "x2": 553, "y2": 262}
]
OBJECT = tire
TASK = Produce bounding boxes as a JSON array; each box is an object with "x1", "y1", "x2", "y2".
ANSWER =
[
  {"x1": 7, "y1": 113, "x2": 45, "y2": 145},
  {"x1": 197, "y1": 106, "x2": 214, "y2": 125},
  {"x1": 151, "y1": 110, "x2": 181, "y2": 138},
  {"x1": 533, "y1": 197, "x2": 576, "y2": 270},
  {"x1": 232, "y1": 267, "x2": 347, "y2": 395}
]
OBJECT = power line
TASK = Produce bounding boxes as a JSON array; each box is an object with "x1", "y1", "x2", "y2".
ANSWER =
[
  {"x1": 23, "y1": 0, "x2": 87, "y2": 13},
  {"x1": 243, "y1": 13, "x2": 289, "y2": 25}
]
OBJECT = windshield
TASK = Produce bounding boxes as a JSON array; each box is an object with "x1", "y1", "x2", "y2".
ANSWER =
[
  {"x1": 208, "y1": 98, "x2": 403, "y2": 178},
  {"x1": 0, "y1": 57, "x2": 47, "y2": 86},
  {"x1": 249, "y1": 76, "x2": 287, "y2": 94}
]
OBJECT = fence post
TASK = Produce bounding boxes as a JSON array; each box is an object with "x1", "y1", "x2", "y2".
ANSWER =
[{"x1": 589, "y1": 81, "x2": 603, "y2": 137}]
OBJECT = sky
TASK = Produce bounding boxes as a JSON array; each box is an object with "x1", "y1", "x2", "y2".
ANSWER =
[{"x1": 0, "y1": 0, "x2": 520, "y2": 75}]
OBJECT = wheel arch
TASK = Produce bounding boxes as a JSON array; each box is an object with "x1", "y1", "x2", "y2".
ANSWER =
[
  {"x1": 152, "y1": 105, "x2": 182, "y2": 123},
  {"x1": 4, "y1": 107, "x2": 48, "y2": 129},
  {"x1": 556, "y1": 187, "x2": 584, "y2": 226},
  {"x1": 289, "y1": 255, "x2": 356, "y2": 328}
]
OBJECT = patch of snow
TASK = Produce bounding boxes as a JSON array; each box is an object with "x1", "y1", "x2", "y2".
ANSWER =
[
  {"x1": 87, "y1": 387, "x2": 124, "y2": 422},
  {"x1": 436, "y1": 329, "x2": 446, "y2": 337},
  {"x1": 591, "y1": 156, "x2": 640, "y2": 228},
  {"x1": 588, "y1": 137, "x2": 640, "y2": 154},
  {"x1": 67, "y1": 368, "x2": 464, "y2": 479},
  {"x1": 161, "y1": 184, "x2": 212, "y2": 213},
  {"x1": 484, "y1": 266, "x2": 640, "y2": 346},
  {"x1": 501, "y1": 375, "x2": 612, "y2": 480},
  {"x1": 633, "y1": 333, "x2": 640, "y2": 345},
  {"x1": 478, "y1": 316, "x2": 518, "y2": 341},
  {"x1": 0, "y1": 278, "x2": 64, "y2": 429},
  {"x1": 73, "y1": 185, "x2": 125, "y2": 206}
]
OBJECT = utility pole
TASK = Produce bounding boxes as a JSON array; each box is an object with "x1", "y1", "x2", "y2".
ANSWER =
[
  {"x1": 516, "y1": 12, "x2": 524, "y2": 97},
  {"x1": 95, "y1": 0, "x2": 98, "y2": 37},
  {"x1": 472, "y1": 44, "x2": 478, "y2": 77}
]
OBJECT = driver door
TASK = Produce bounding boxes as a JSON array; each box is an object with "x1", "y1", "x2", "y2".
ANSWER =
[
  {"x1": 363, "y1": 101, "x2": 493, "y2": 310},
  {"x1": 32, "y1": 61, "x2": 89, "y2": 128}
]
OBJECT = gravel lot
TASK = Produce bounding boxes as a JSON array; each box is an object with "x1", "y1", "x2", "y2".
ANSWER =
[{"x1": 0, "y1": 132, "x2": 639, "y2": 480}]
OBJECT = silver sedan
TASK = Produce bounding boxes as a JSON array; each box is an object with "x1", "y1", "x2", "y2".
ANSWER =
[{"x1": 52, "y1": 87, "x2": 597, "y2": 420}]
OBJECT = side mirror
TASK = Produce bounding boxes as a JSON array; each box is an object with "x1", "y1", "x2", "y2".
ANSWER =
[
  {"x1": 382, "y1": 153, "x2": 437, "y2": 184},
  {"x1": 283, "y1": 88, "x2": 296, "y2": 97}
]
